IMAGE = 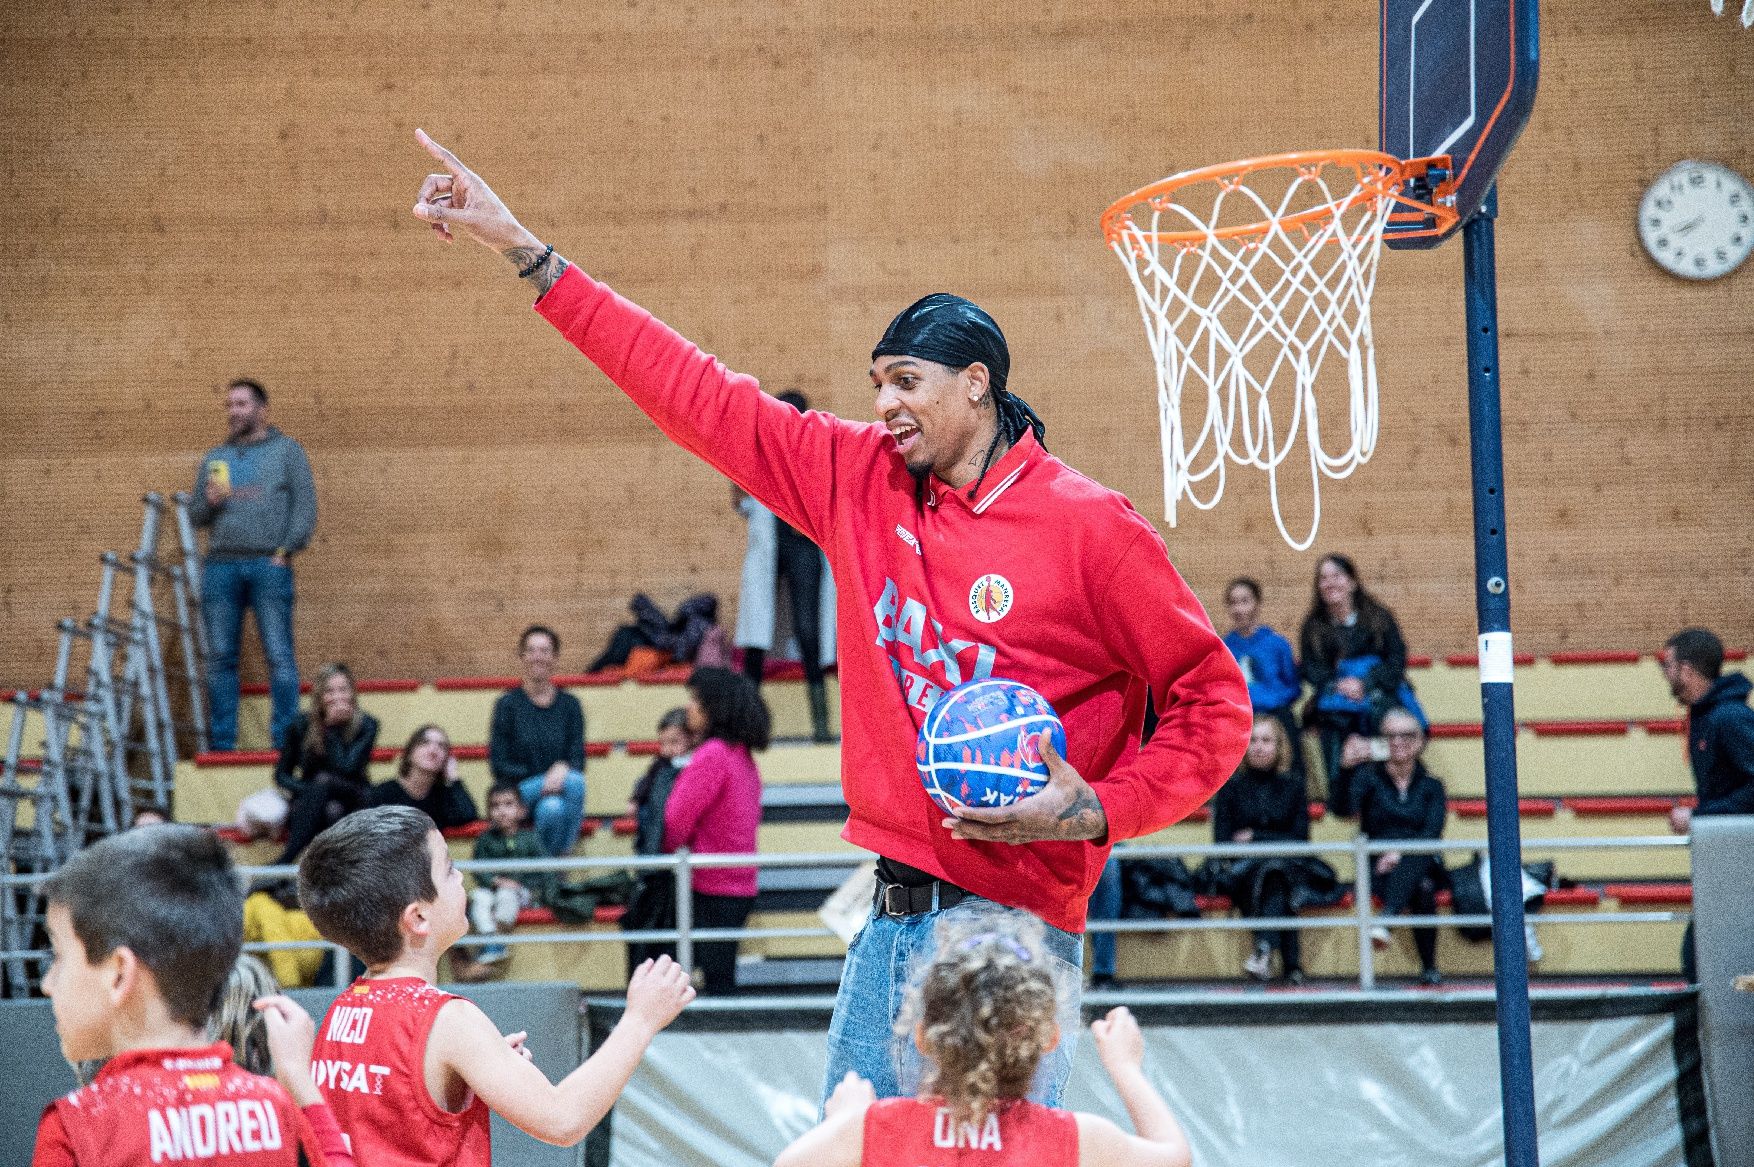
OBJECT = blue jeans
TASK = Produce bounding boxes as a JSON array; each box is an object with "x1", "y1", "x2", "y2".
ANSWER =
[
  {"x1": 1087, "y1": 857, "x2": 1122, "y2": 978},
  {"x1": 519, "y1": 771, "x2": 587, "y2": 857},
  {"x1": 821, "y1": 896, "x2": 1083, "y2": 1111},
  {"x1": 202, "y1": 557, "x2": 299, "y2": 752}
]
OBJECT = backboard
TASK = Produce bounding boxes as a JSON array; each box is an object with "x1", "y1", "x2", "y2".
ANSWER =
[{"x1": 1381, "y1": 0, "x2": 1540, "y2": 248}]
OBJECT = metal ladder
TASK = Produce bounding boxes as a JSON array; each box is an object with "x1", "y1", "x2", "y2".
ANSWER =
[{"x1": 1, "y1": 492, "x2": 211, "y2": 996}]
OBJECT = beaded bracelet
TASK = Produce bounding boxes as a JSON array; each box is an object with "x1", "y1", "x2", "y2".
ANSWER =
[{"x1": 517, "y1": 243, "x2": 554, "y2": 280}]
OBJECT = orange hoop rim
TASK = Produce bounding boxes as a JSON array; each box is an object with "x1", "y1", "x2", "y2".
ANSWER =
[{"x1": 1101, "y1": 149, "x2": 1459, "y2": 249}]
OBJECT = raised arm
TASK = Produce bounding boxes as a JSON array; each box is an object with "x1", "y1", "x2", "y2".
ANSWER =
[
  {"x1": 428, "y1": 955, "x2": 694, "y2": 1146},
  {"x1": 1077, "y1": 1007, "x2": 1192, "y2": 1167},
  {"x1": 408, "y1": 130, "x2": 850, "y2": 545}
]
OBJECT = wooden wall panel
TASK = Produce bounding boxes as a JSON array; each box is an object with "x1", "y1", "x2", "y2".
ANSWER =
[{"x1": 2, "y1": 1, "x2": 1750, "y2": 687}]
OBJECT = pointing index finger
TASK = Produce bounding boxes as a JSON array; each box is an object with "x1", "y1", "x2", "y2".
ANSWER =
[{"x1": 415, "y1": 127, "x2": 469, "y2": 176}]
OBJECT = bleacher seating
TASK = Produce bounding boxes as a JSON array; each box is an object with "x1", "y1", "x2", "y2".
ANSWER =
[{"x1": 153, "y1": 650, "x2": 1743, "y2": 989}]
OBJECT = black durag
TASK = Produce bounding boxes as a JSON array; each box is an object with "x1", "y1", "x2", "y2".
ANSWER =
[{"x1": 871, "y1": 293, "x2": 1046, "y2": 498}]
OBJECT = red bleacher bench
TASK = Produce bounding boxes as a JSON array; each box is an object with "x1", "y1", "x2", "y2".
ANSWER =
[
  {"x1": 1194, "y1": 894, "x2": 1232, "y2": 912},
  {"x1": 514, "y1": 905, "x2": 626, "y2": 926},
  {"x1": 1526, "y1": 720, "x2": 1629, "y2": 737},
  {"x1": 1566, "y1": 796, "x2": 1693, "y2": 816},
  {"x1": 1605, "y1": 883, "x2": 1692, "y2": 906},
  {"x1": 1547, "y1": 651, "x2": 1643, "y2": 665},
  {"x1": 1450, "y1": 798, "x2": 1558, "y2": 818}
]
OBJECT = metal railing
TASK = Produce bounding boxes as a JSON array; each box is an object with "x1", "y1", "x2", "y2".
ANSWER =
[{"x1": 0, "y1": 834, "x2": 1692, "y2": 992}]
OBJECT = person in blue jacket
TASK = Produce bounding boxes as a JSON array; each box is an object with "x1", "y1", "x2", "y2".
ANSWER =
[{"x1": 1221, "y1": 577, "x2": 1304, "y2": 777}]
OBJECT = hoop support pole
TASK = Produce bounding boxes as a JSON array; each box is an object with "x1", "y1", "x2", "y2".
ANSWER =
[{"x1": 1462, "y1": 185, "x2": 1541, "y2": 1167}]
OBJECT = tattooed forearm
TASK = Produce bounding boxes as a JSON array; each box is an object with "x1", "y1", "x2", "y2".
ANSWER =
[
  {"x1": 502, "y1": 245, "x2": 570, "y2": 296},
  {"x1": 1055, "y1": 787, "x2": 1108, "y2": 840}
]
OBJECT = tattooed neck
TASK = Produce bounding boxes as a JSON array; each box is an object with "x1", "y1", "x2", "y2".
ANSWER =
[{"x1": 503, "y1": 244, "x2": 570, "y2": 296}]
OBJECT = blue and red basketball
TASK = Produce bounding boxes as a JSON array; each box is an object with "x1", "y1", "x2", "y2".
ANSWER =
[{"x1": 916, "y1": 678, "x2": 1067, "y2": 814}]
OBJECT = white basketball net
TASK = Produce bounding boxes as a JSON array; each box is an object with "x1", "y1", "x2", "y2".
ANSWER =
[
  {"x1": 1709, "y1": 0, "x2": 1754, "y2": 29},
  {"x1": 1106, "y1": 155, "x2": 1402, "y2": 551}
]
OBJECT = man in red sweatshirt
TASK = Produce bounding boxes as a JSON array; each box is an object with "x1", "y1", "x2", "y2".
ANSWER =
[{"x1": 410, "y1": 130, "x2": 1251, "y2": 1106}]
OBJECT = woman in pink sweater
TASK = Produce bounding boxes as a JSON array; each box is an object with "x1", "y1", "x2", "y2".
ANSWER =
[{"x1": 663, "y1": 666, "x2": 771, "y2": 994}]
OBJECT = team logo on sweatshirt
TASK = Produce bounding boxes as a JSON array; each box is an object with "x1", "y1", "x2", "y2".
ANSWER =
[{"x1": 968, "y1": 574, "x2": 1013, "y2": 623}]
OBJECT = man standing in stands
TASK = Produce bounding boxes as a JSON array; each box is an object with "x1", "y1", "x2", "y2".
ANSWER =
[
  {"x1": 409, "y1": 130, "x2": 1249, "y2": 1105},
  {"x1": 1659, "y1": 627, "x2": 1754, "y2": 980},
  {"x1": 189, "y1": 379, "x2": 316, "y2": 752}
]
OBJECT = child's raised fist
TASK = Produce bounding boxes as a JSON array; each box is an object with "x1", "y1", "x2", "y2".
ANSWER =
[
  {"x1": 623, "y1": 955, "x2": 696, "y2": 1035},
  {"x1": 1090, "y1": 1005, "x2": 1146, "y2": 1075}
]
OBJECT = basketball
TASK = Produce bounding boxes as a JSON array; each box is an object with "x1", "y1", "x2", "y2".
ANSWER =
[{"x1": 916, "y1": 678, "x2": 1067, "y2": 814}]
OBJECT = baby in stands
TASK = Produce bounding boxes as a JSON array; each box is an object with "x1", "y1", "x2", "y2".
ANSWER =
[
  {"x1": 297, "y1": 805, "x2": 693, "y2": 1165},
  {"x1": 34, "y1": 825, "x2": 348, "y2": 1167},
  {"x1": 775, "y1": 913, "x2": 1192, "y2": 1167}
]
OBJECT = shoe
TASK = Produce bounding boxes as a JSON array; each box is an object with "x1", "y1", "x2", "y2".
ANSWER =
[
  {"x1": 1243, "y1": 944, "x2": 1273, "y2": 982},
  {"x1": 1090, "y1": 973, "x2": 1118, "y2": 991},
  {"x1": 475, "y1": 943, "x2": 510, "y2": 964},
  {"x1": 1419, "y1": 968, "x2": 1444, "y2": 987},
  {"x1": 1369, "y1": 926, "x2": 1392, "y2": 950},
  {"x1": 1284, "y1": 969, "x2": 1307, "y2": 986}
]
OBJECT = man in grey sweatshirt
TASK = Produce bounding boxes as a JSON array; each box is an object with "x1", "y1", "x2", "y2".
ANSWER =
[{"x1": 188, "y1": 379, "x2": 317, "y2": 750}]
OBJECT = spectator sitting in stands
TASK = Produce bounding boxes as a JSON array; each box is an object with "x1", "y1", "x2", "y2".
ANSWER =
[
  {"x1": 367, "y1": 723, "x2": 479, "y2": 831},
  {"x1": 663, "y1": 667, "x2": 770, "y2": 995},
  {"x1": 129, "y1": 803, "x2": 171, "y2": 829},
  {"x1": 1222, "y1": 576, "x2": 1304, "y2": 776},
  {"x1": 464, "y1": 784, "x2": 557, "y2": 973},
  {"x1": 1347, "y1": 707, "x2": 1447, "y2": 986},
  {"x1": 242, "y1": 879, "x2": 326, "y2": 988},
  {"x1": 273, "y1": 662, "x2": 380, "y2": 864},
  {"x1": 490, "y1": 624, "x2": 587, "y2": 858},
  {"x1": 1213, "y1": 714, "x2": 1326, "y2": 984},
  {"x1": 1299, "y1": 554, "x2": 1414, "y2": 816},
  {"x1": 1658, "y1": 627, "x2": 1754, "y2": 981}
]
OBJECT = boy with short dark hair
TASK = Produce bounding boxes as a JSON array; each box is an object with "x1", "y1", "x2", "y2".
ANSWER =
[
  {"x1": 298, "y1": 806, "x2": 694, "y2": 1163},
  {"x1": 34, "y1": 825, "x2": 343, "y2": 1167}
]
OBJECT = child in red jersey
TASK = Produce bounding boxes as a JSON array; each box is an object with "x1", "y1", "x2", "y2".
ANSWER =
[
  {"x1": 296, "y1": 805, "x2": 694, "y2": 1166},
  {"x1": 775, "y1": 915, "x2": 1191, "y2": 1167},
  {"x1": 33, "y1": 825, "x2": 344, "y2": 1167}
]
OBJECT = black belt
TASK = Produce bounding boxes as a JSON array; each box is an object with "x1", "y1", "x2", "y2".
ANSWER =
[{"x1": 873, "y1": 875, "x2": 975, "y2": 917}]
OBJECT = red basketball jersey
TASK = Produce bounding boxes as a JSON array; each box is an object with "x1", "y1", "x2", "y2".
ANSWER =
[
  {"x1": 33, "y1": 1043, "x2": 325, "y2": 1167},
  {"x1": 310, "y1": 978, "x2": 490, "y2": 1167},
  {"x1": 862, "y1": 1097, "x2": 1079, "y2": 1166}
]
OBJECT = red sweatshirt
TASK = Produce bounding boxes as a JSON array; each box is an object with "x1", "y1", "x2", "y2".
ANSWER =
[{"x1": 537, "y1": 267, "x2": 1249, "y2": 932}]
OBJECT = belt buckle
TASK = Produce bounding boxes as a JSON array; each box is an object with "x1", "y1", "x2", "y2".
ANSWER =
[{"x1": 878, "y1": 882, "x2": 909, "y2": 917}]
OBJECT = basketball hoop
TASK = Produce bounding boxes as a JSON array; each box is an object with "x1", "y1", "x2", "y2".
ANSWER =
[{"x1": 1102, "y1": 150, "x2": 1456, "y2": 550}]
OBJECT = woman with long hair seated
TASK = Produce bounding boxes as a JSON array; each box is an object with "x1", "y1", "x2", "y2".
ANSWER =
[
  {"x1": 365, "y1": 723, "x2": 479, "y2": 831},
  {"x1": 775, "y1": 914, "x2": 1192, "y2": 1167},
  {"x1": 1212, "y1": 713, "x2": 1333, "y2": 984},
  {"x1": 273, "y1": 663, "x2": 380, "y2": 864}
]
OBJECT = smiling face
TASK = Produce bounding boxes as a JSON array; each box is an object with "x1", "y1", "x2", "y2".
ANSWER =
[
  {"x1": 1317, "y1": 558, "x2": 1358, "y2": 616},
  {"x1": 224, "y1": 384, "x2": 266, "y2": 442},
  {"x1": 319, "y1": 671, "x2": 357, "y2": 725},
  {"x1": 870, "y1": 355, "x2": 991, "y2": 485},
  {"x1": 520, "y1": 630, "x2": 557, "y2": 684},
  {"x1": 44, "y1": 904, "x2": 117, "y2": 1063}
]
